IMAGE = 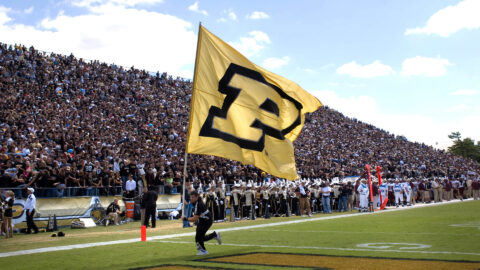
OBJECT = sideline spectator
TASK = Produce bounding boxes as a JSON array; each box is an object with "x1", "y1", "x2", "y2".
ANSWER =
[
  {"x1": 24, "y1": 187, "x2": 38, "y2": 234},
  {"x1": 3, "y1": 190, "x2": 14, "y2": 238},
  {"x1": 143, "y1": 187, "x2": 158, "y2": 228},
  {"x1": 105, "y1": 199, "x2": 121, "y2": 226}
]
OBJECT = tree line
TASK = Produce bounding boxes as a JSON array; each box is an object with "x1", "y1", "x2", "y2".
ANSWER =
[{"x1": 448, "y1": 132, "x2": 480, "y2": 162}]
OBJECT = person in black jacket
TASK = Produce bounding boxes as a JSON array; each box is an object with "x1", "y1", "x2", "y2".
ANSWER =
[
  {"x1": 143, "y1": 187, "x2": 158, "y2": 228},
  {"x1": 106, "y1": 199, "x2": 121, "y2": 226},
  {"x1": 338, "y1": 183, "x2": 350, "y2": 212},
  {"x1": 181, "y1": 190, "x2": 221, "y2": 255}
]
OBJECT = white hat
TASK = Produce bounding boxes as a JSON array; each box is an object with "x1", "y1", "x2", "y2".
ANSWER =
[{"x1": 27, "y1": 187, "x2": 35, "y2": 193}]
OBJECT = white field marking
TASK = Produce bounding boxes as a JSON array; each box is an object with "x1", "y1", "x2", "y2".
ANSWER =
[
  {"x1": 0, "y1": 198, "x2": 473, "y2": 258},
  {"x1": 356, "y1": 243, "x2": 431, "y2": 250},
  {"x1": 257, "y1": 229, "x2": 474, "y2": 236},
  {"x1": 450, "y1": 222, "x2": 480, "y2": 230},
  {"x1": 153, "y1": 240, "x2": 480, "y2": 257}
]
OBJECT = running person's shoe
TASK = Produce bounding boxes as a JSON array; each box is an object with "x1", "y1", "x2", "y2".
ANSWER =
[{"x1": 196, "y1": 250, "x2": 209, "y2": 256}]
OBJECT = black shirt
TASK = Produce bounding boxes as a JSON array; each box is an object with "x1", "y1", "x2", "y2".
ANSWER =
[
  {"x1": 85, "y1": 163, "x2": 94, "y2": 172},
  {"x1": 339, "y1": 186, "x2": 351, "y2": 196},
  {"x1": 120, "y1": 162, "x2": 129, "y2": 177},
  {"x1": 4, "y1": 197, "x2": 14, "y2": 217},
  {"x1": 295, "y1": 186, "x2": 309, "y2": 198},
  {"x1": 106, "y1": 202, "x2": 120, "y2": 215},
  {"x1": 194, "y1": 198, "x2": 212, "y2": 224},
  {"x1": 143, "y1": 190, "x2": 158, "y2": 208},
  {"x1": 128, "y1": 163, "x2": 137, "y2": 175}
]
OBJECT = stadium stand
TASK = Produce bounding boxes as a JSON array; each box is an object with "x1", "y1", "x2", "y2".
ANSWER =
[{"x1": 0, "y1": 43, "x2": 479, "y2": 198}]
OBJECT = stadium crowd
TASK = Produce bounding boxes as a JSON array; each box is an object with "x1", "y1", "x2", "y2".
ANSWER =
[{"x1": 0, "y1": 43, "x2": 479, "y2": 199}]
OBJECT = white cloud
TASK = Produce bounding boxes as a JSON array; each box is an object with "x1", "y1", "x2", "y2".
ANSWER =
[
  {"x1": 188, "y1": 1, "x2": 208, "y2": 16},
  {"x1": 0, "y1": 4, "x2": 196, "y2": 78},
  {"x1": 217, "y1": 8, "x2": 237, "y2": 22},
  {"x1": 451, "y1": 89, "x2": 478, "y2": 96},
  {"x1": 229, "y1": 31, "x2": 270, "y2": 57},
  {"x1": 24, "y1": 6, "x2": 34, "y2": 15},
  {"x1": 405, "y1": 0, "x2": 480, "y2": 37},
  {"x1": 74, "y1": 0, "x2": 164, "y2": 8},
  {"x1": 311, "y1": 90, "x2": 480, "y2": 149},
  {"x1": 401, "y1": 56, "x2": 450, "y2": 77},
  {"x1": 0, "y1": 6, "x2": 11, "y2": 25},
  {"x1": 303, "y1": 68, "x2": 317, "y2": 74},
  {"x1": 262, "y1": 56, "x2": 290, "y2": 70},
  {"x1": 246, "y1": 11, "x2": 269, "y2": 20},
  {"x1": 227, "y1": 9, "x2": 237, "y2": 20},
  {"x1": 448, "y1": 104, "x2": 470, "y2": 112},
  {"x1": 336, "y1": 60, "x2": 394, "y2": 78}
]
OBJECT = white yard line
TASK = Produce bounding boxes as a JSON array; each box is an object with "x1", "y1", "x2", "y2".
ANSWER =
[
  {"x1": 154, "y1": 240, "x2": 480, "y2": 257},
  {"x1": 258, "y1": 229, "x2": 473, "y2": 236},
  {"x1": 0, "y1": 199, "x2": 473, "y2": 258}
]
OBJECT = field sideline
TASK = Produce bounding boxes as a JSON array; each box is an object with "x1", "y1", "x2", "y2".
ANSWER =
[{"x1": 1, "y1": 199, "x2": 479, "y2": 269}]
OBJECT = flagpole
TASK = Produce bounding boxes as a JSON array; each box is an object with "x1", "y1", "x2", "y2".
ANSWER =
[
  {"x1": 182, "y1": 22, "x2": 203, "y2": 226},
  {"x1": 181, "y1": 151, "x2": 187, "y2": 217}
]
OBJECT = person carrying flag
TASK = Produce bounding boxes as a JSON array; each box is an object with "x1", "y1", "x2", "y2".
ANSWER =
[{"x1": 182, "y1": 190, "x2": 221, "y2": 255}]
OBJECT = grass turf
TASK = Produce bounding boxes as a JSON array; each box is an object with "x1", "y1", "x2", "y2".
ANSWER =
[{"x1": 0, "y1": 200, "x2": 479, "y2": 269}]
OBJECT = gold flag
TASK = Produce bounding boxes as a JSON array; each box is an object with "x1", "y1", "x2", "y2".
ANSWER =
[{"x1": 186, "y1": 25, "x2": 322, "y2": 180}]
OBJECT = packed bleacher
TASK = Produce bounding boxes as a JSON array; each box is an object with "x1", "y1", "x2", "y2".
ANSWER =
[{"x1": 0, "y1": 43, "x2": 479, "y2": 198}]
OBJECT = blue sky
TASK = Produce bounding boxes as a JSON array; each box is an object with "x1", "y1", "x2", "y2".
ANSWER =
[{"x1": 0, "y1": 0, "x2": 479, "y2": 148}]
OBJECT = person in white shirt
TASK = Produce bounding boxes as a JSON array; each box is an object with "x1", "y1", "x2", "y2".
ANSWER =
[
  {"x1": 379, "y1": 181, "x2": 388, "y2": 207},
  {"x1": 432, "y1": 178, "x2": 440, "y2": 203},
  {"x1": 357, "y1": 179, "x2": 369, "y2": 212},
  {"x1": 403, "y1": 179, "x2": 413, "y2": 206},
  {"x1": 321, "y1": 183, "x2": 332, "y2": 214},
  {"x1": 465, "y1": 178, "x2": 473, "y2": 198},
  {"x1": 24, "y1": 187, "x2": 38, "y2": 234},
  {"x1": 393, "y1": 179, "x2": 403, "y2": 207},
  {"x1": 137, "y1": 163, "x2": 146, "y2": 195},
  {"x1": 125, "y1": 176, "x2": 136, "y2": 198},
  {"x1": 113, "y1": 158, "x2": 120, "y2": 174}
]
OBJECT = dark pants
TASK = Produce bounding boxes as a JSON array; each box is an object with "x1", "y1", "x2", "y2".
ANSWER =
[
  {"x1": 218, "y1": 199, "x2": 225, "y2": 220},
  {"x1": 26, "y1": 209, "x2": 38, "y2": 233},
  {"x1": 339, "y1": 195, "x2": 348, "y2": 212},
  {"x1": 262, "y1": 199, "x2": 269, "y2": 217},
  {"x1": 233, "y1": 205, "x2": 239, "y2": 218},
  {"x1": 144, "y1": 206, "x2": 156, "y2": 228},
  {"x1": 121, "y1": 175, "x2": 128, "y2": 191},
  {"x1": 195, "y1": 221, "x2": 216, "y2": 251},
  {"x1": 243, "y1": 205, "x2": 252, "y2": 219}
]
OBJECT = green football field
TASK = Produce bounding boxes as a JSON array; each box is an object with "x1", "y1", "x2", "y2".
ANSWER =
[{"x1": 1, "y1": 200, "x2": 479, "y2": 270}]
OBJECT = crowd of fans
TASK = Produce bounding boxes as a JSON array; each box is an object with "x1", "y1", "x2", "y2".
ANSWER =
[{"x1": 0, "y1": 43, "x2": 479, "y2": 198}]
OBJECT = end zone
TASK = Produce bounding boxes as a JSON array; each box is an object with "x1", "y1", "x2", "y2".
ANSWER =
[{"x1": 201, "y1": 252, "x2": 480, "y2": 270}]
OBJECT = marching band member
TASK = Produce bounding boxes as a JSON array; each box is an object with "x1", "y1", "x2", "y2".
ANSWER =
[
  {"x1": 261, "y1": 183, "x2": 270, "y2": 218},
  {"x1": 205, "y1": 184, "x2": 219, "y2": 222},
  {"x1": 216, "y1": 181, "x2": 226, "y2": 221},
  {"x1": 244, "y1": 181, "x2": 256, "y2": 220},
  {"x1": 279, "y1": 184, "x2": 288, "y2": 216},
  {"x1": 230, "y1": 182, "x2": 241, "y2": 220}
]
